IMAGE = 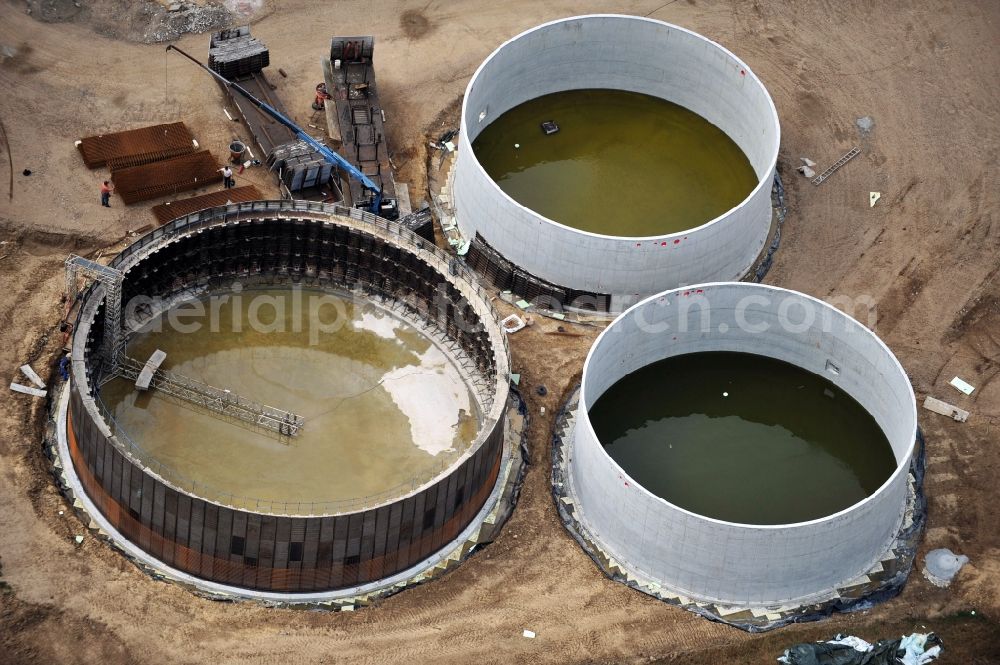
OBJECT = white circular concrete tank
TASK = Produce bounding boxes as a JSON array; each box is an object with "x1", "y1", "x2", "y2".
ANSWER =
[
  {"x1": 566, "y1": 283, "x2": 917, "y2": 606},
  {"x1": 454, "y1": 16, "x2": 780, "y2": 312}
]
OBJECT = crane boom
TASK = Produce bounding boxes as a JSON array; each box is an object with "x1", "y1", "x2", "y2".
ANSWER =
[{"x1": 166, "y1": 44, "x2": 387, "y2": 215}]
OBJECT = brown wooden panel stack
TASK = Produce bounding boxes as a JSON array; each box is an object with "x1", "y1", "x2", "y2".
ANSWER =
[
  {"x1": 77, "y1": 122, "x2": 194, "y2": 169},
  {"x1": 151, "y1": 185, "x2": 261, "y2": 225},
  {"x1": 112, "y1": 151, "x2": 222, "y2": 204}
]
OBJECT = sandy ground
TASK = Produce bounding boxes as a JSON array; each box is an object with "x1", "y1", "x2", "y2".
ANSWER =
[{"x1": 1, "y1": 0, "x2": 999, "y2": 663}]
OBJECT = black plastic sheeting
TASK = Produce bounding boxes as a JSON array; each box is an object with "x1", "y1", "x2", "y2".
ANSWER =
[
  {"x1": 779, "y1": 633, "x2": 941, "y2": 665},
  {"x1": 754, "y1": 170, "x2": 787, "y2": 283}
]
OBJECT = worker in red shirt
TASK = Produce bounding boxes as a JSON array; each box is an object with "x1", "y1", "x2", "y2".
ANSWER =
[
  {"x1": 100, "y1": 180, "x2": 114, "y2": 207},
  {"x1": 312, "y1": 82, "x2": 332, "y2": 110}
]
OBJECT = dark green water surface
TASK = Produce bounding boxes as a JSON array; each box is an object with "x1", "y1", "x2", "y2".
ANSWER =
[
  {"x1": 589, "y1": 352, "x2": 897, "y2": 524},
  {"x1": 472, "y1": 89, "x2": 758, "y2": 236}
]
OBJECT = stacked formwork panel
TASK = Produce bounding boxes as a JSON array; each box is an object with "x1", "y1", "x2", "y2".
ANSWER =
[
  {"x1": 112, "y1": 151, "x2": 222, "y2": 204},
  {"x1": 151, "y1": 185, "x2": 261, "y2": 225},
  {"x1": 68, "y1": 203, "x2": 509, "y2": 593},
  {"x1": 77, "y1": 122, "x2": 195, "y2": 169},
  {"x1": 209, "y1": 26, "x2": 270, "y2": 78}
]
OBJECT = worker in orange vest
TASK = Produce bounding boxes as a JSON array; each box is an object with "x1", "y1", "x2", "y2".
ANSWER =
[{"x1": 312, "y1": 82, "x2": 332, "y2": 110}]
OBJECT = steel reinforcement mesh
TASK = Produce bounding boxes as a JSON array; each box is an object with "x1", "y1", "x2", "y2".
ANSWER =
[
  {"x1": 112, "y1": 151, "x2": 222, "y2": 204},
  {"x1": 77, "y1": 122, "x2": 195, "y2": 169},
  {"x1": 151, "y1": 185, "x2": 261, "y2": 225}
]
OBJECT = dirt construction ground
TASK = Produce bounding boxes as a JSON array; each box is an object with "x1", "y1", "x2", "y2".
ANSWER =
[{"x1": 1, "y1": 0, "x2": 999, "y2": 663}]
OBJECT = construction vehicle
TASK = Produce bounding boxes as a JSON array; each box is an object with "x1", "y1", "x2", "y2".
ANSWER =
[{"x1": 166, "y1": 44, "x2": 398, "y2": 220}]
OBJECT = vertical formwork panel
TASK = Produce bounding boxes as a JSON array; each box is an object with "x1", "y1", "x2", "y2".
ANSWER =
[
  {"x1": 403, "y1": 491, "x2": 426, "y2": 569},
  {"x1": 382, "y1": 502, "x2": 403, "y2": 576},
  {"x1": 359, "y1": 509, "x2": 378, "y2": 579},
  {"x1": 416, "y1": 484, "x2": 438, "y2": 561},
  {"x1": 395, "y1": 496, "x2": 416, "y2": 572},
  {"x1": 242, "y1": 513, "x2": 262, "y2": 588},
  {"x1": 176, "y1": 493, "x2": 192, "y2": 552},
  {"x1": 162, "y1": 488, "x2": 179, "y2": 566},
  {"x1": 150, "y1": 481, "x2": 166, "y2": 559},
  {"x1": 342, "y1": 512, "x2": 364, "y2": 586},
  {"x1": 215, "y1": 507, "x2": 234, "y2": 580},
  {"x1": 370, "y1": 504, "x2": 391, "y2": 580},
  {"x1": 256, "y1": 515, "x2": 277, "y2": 589},
  {"x1": 330, "y1": 514, "x2": 349, "y2": 588}
]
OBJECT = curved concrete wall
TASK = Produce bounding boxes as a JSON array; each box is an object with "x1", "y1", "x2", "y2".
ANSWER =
[
  {"x1": 455, "y1": 15, "x2": 780, "y2": 311},
  {"x1": 568, "y1": 283, "x2": 917, "y2": 605},
  {"x1": 69, "y1": 201, "x2": 510, "y2": 593}
]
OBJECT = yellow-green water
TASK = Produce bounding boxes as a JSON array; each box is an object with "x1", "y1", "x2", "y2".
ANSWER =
[
  {"x1": 472, "y1": 89, "x2": 758, "y2": 236},
  {"x1": 100, "y1": 289, "x2": 479, "y2": 512},
  {"x1": 589, "y1": 352, "x2": 897, "y2": 524}
]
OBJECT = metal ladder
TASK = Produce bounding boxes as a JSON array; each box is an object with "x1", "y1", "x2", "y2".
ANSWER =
[
  {"x1": 812, "y1": 147, "x2": 861, "y2": 186},
  {"x1": 66, "y1": 255, "x2": 125, "y2": 374}
]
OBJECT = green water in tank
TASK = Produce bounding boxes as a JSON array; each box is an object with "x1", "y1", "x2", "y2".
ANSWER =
[
  {"x1": 471, "y1": 89, "x2": 758, "y2": 236},
  {"x1": 99, "y1": 289, "x2": 480, "y2": 513},
  {"x1": 588, "y1": 352, "x2": 898, "y2": 524}
]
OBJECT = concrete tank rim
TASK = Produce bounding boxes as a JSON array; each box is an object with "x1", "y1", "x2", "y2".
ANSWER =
[
  {"x1": 70, "y1": 205, "x2": 511, "y2": 519},
  {"x1": 459, "y1": 13, "x2": 781, "y2": 242},
  {"x1": 577, "y1": 281, "x2": 918, "y2": 530}
]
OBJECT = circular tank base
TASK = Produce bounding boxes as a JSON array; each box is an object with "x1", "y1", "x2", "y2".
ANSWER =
[
  {"x1": 51, "y1": 380, "x2": 526, "y2": 607},
  {"x1": 552, "y1": 389, "x2": 926, "y2": 632}
]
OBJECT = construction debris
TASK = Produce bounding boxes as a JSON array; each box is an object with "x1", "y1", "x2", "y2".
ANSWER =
[
  {"x1": 922, "y1": 395, "x2": 969, "y2": 422},
  {"x1": 501, "y1": 314, "x2": 526, "y2": 334},
  {"x1": 779, "y1": 633, "x2": 941, "y2": 665},
  {"x1": 949, "y1": 376, "x2": 975, "y2": 395},
  {"x1": 19, "y1": 364, "x2": 45, "y2": 389},
  {"x1": 797, "y1": 164, "x2": 816, "y2": 178},
  {"x1": 10, "y1": 382, "x2": 46, "y2": 397},
  {"x1": 923, "y1": 548, "x2": 968, "y2": 587},
  {"x1": 870, "y1": 191, "x2": 881, "y2": 207},
  {"x1": 522, "y1": 629, "x2": 536, "y2": 639},
  {"x1": 801, "y1": 157, "x2": 816, "y2": 167}
]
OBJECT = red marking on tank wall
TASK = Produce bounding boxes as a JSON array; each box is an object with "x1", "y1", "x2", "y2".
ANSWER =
[
  {"x1": 696, "y1": 289, "x2": 704, "y2": 294},
  {"x1": 661, "y1": 241, "x2": 667, "y2": 246},
  {"x1": 740, "y1": 69, "x2": 746, "y2": 76},
  {"x1": 636, "y1": 242, "x2": 641, "y2": 247},
  {"x1": 673, "y1": 239, "x2": 681, "y2": 244}
]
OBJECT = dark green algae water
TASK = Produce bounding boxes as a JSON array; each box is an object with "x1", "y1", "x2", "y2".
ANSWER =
[
  {"x1": 589, "y1": 352, "x2": 898, "y2": 524},
  {"x1": 472, "y1": 89, "x2": 758, "y2": 236}
]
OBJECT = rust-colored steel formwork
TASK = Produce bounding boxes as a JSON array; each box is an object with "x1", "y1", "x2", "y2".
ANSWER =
[
  {"x1": 151, "y1": 185, "x2": 262, "y2": 225},
  {"x1": 112, "y1": 151, "x2": 222, "y2": 204},
  {"x1": 77, "y1": 122, "x2": 195, "y2": 169}
]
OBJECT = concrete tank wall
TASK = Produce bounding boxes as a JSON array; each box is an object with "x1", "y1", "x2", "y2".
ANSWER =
[
  {"x1": 567, "y1": 283, "x2": 917, "y2": 605},
  {"x1": 454, "y1": 15, "x2": 780, "y2": 311}
]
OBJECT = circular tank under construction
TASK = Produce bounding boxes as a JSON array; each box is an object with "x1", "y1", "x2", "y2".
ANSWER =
[
  {"x1": 63, "y1": 201, "x2": 510, "y2": 595},
  {"x1": 454, "y1": 15, "x2": 780, "y2": 312},
  {"x1": 560, "y1": 283, "x2": 918, "y2": 607}
]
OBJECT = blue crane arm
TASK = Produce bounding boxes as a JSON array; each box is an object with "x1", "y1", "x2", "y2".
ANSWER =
[{"x1": 166, "y1": 44, "x2": 383, "y2": 212}]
